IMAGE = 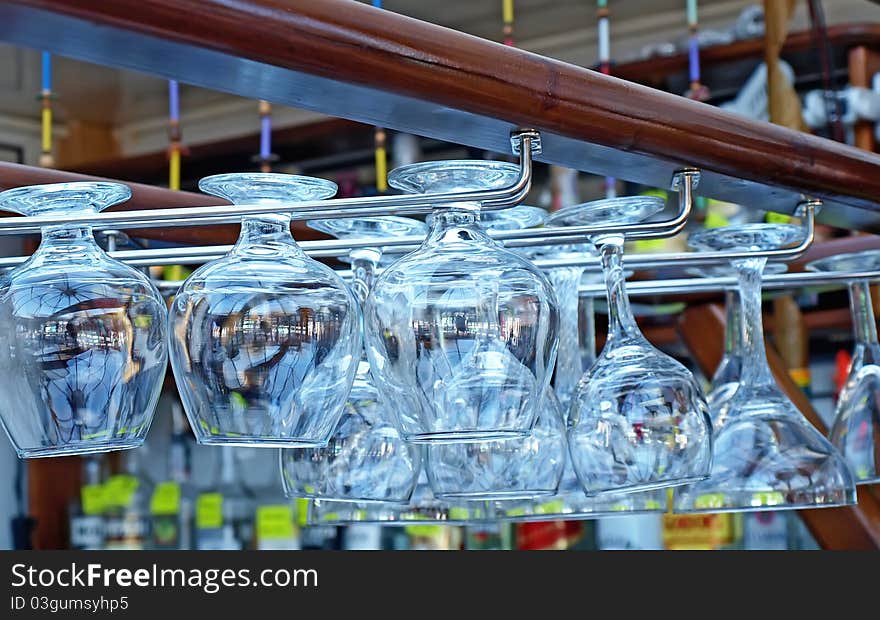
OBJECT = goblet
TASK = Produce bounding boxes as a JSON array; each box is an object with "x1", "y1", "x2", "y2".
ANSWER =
[
  {"x1": 807, "y1": 249, "x2": 880, "y2": 484},
  {"x1": 168, "y1": 173, "x2": 360, "y2": 447},
  {"x1": 0, "y1": 182, "x2": 167, "y2": 458},
  {"x1": 487, "y1": 243, "x2": 664, "y2": 520},
  {"x1": 548, "y1": 196, "x2": 713, "y2": 495},
  {"x1": 674, "y1": 224, "x2": 856, "y2": 512},
  {"x1": 281, "y1": 217, "x2": 424, "y2": 503},
  {"x1": 365, "y1": 161, "x2": 559, "y2": 443}
]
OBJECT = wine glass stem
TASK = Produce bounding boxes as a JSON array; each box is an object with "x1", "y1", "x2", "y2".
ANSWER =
[
  {"x1": 351, "y1": 254, "x2": 378, "y2": 306},
  {"x1": 848, "y1": 280, "x2": 879, "y2": 345},
  {"x1": 235, "y1": 215, "x2": 296, "y2": 249},
  {"x1": 734, "y1": 256, "x2": 774, "y2": 388},
  {"x1": 723, "y1": 289, "x2": 742, "y2": 356},
  {"x1": 599, "y1": 236, "x2": 640, "y2": 343},
  {"x1": 548, "y1": 266, "x2": 586, "y2": 399},
  {"x1": 579, "y1": 295, "x2": 597, "y2": 369}
]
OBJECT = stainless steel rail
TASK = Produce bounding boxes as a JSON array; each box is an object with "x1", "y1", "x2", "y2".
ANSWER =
[{"x1": 0, "y1": 130, "x2": 537, "y2": 235}]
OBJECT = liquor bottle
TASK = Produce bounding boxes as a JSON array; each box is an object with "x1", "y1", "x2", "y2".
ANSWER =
[
  {"x1": 68, "y1": 456, "x2": 106, "y2": 550},
  {"x1": 150, "y1": 427, "x2": 195, "y2": 550},
  {"x1": 103, "y1": 449, "x2": 152, "y2": 550},
  {"x1": 195, "y1": 447, "x2": 251, "y2": 550}
]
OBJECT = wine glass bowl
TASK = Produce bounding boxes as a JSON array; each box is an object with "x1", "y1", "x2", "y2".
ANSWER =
[
  {"x1": 364, "y1": 160, "x2": 559, "y2": 443},
  {"x1": 168, "y1": 173, "x2": 361, "y2": 448},
  {"x1": 425, "y1": 386, "x2": 567, "y2": 501},
  {"x1": 0, "y1": 182, "x2": 167, "y2": 458}
]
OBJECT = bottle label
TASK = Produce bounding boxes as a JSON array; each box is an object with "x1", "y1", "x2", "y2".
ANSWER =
[{"x1": 70, "y1": 515, "x2": 103, "y2": 550}]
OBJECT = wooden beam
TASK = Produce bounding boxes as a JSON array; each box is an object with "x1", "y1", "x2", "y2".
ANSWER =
[
  {"x1": 679, "y1": 303, "x2": 880, "y2": 550},
  {"x1": 4, "y1": 2, "x2": 880, "y2": 229}
]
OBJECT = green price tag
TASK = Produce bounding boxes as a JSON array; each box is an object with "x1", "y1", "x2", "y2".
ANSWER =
[
  {"x1": 196, "y1": 493, "x2": 224, "y2": 529},
  {"x1": 81, "y1": 484, "x2": 105, "y2": 516},
  {"x1": 150, "y1": 482, "x2": 181, "y2": 516},
  {"x1": 765, "y1": 211, "x2": 793, "y2": 224},
  {"x1": 104, "y1": 475, "x2": 139, "y2": 509},
  {"x1": 256, "y1": 505, "x2": 295, "y2": 540},
  {"x1": 644, "y1": 499, "x2": 664, "y2": 510},
  {"x1": 404, "y1": 524, "x2": 444, "y2": 538}
]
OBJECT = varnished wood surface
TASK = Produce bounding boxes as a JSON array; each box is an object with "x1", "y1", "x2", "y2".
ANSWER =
[{"x1": 4, "y1": 2, "x2": 880, "y2": 229}]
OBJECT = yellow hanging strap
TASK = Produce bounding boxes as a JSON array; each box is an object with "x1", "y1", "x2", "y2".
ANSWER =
[{"x1": 374, "y1": 127, "x2": 388, "y2": 193}]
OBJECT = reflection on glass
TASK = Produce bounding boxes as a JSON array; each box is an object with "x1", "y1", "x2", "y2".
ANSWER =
[
  {"x1": 549, "y1": 197, "x2": 713, "y2": 496},
  {"x1": 0, "y1": 182, "x2": 167, "y2": 458},
  {"x1": 675, "y1": 224, "x2": 856, "y2": 513},
  {"x1": 807, "y1": 250, "x2": 880, "y2": 484},
  {"x1": 169, "y1": 174, "x2": 360, "y2": 447},
  {"x1": 281, "y1": 217, "x2": 423, "y2": 503},
  {"x1": 365, "y1": 161, "x2": 559, "y2": 443}
]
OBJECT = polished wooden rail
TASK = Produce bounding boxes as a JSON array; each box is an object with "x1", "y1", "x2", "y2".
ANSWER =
[{"x1": 3, "y1": 1, "x2": 880, "y2": 231}]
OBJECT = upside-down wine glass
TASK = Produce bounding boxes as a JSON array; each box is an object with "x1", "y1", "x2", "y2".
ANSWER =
[
  {"x1": 168, "y1": 173, "x2": 360, "y2": 447},
  {"x1": 365, "y1": 161, "x2": 559, "y2": 443},
  {"x1": 674, "y1": 223, "x2": 856, "y2": 512},
  {"x1": 0, "y1": 182, "x2": 167, "y2": 458},
  {"x1": 806, "y1": 249, "x2": 880, "y2": 484},
  {"x1": 281, "y1": 216, "x2": 424, "y2": 503},
  {"x1": 548, "y1": 196, "x2": 713, "y2": 495}
]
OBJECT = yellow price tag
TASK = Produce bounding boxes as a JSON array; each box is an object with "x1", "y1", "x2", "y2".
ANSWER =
[
  {"x1": 256, "y1": 505, "x2": 295, "y2": 540},
  {"x1": 694, "y1": 493, "x2": 726, "y2": 510},
  {"x1": 104, "y1": 475, "x2": 139, "y2": 509},
  {"x1": 81, "y1": 484, "x2": 105, "y2": 516},
  {"x1": 196, "y1": 493, "x2": 223, "y2": 529},
  {"x1": 150, "y1": 482, "x2": 181, "y2": 516},
  {"x1": 633, "y1": 238, "x2": 667, "y2": 252}
]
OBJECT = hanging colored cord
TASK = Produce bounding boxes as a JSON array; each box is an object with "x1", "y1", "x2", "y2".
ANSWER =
[
  {"x1": 503, "y1": 0, "x2": 515, "y2": 46},
  {"x1": 372, "y1": 0, "x2": 388, "y2": 192},
  {"x1": 685, "y1": 0, "x2": 710, "y2": 101},
  {"x1": 39, "y1": 52, "x2": 53, "y2": 168},
  {"x1": 258, "y1": 100, "x2": 277, "y2": 173},
  {"x1": 596, "y1": 1, "x2": 615, "y2": 197},
  {"x1": 168, "y1": 80, "x2": 181, "y2": 191}
]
